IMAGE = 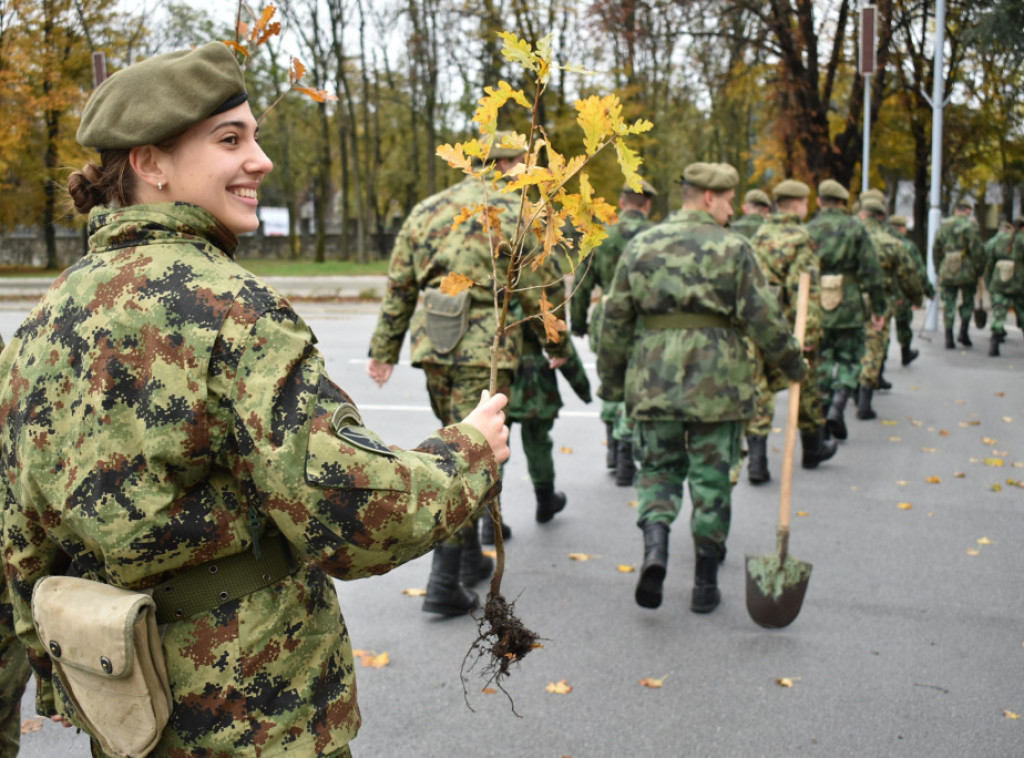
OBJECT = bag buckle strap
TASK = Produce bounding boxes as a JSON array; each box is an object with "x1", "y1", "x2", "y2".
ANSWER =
[{"x1": 152, "y1": 534, "x2": 296, "y2": 625}]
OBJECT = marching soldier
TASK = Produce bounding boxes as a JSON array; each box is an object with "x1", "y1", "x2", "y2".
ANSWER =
[
  {"x1": 983, "y1": 217, "x2": 1024, "y2": 356},
  {"x1": 932, "y1": 197, "x2": 985, "y2": 349},
  {"x1": 746, "y1": 180, "x2": 836, "y2": 484},
  {"x1": 889, "y1": 214, "x2": 936, "y2": 365},
  {"x1": 598, "y1": 162, "x2": 806, "y2": 615},
  {"x1": 731, "y1": 188, "x2": 772, "y2": 238},
  {"x1": 856, "y1": 199, "x2": 925, "y2": 419},
  {"x1": 805, "y1": 180, "x2": 887, "y2": 441},
  {"x1": 570, "y1": 179, "x2": 658, "y2": 486},
  {"x1": 368, "y1": 133, "x2": 570, "y2": 615}
]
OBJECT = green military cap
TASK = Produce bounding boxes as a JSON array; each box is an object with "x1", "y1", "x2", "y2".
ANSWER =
[
  {"x1": 817, "y1": 179, "x2": 849, "y2": 201},
  {"x1": 860, "y1": 188, "x2": 886, "y2": 205},
  {"x1": 622, "y1": 178, "x2": 658, "y2": 198},
  {"x1": 954, "y1": 196, "x2": 975, "y2": 210},
  {"x1": 488, "y1": 130, "x2": 527, "y2": 159},
  {"x1": 1014, "y1": 215, "x2": 1024, "y2": 228},
  {"x1": 889, "y1": 214, "x2": 908, "y2": 226},
  {"x1": 861, "y1": 197, "x2": 887, "y2": 216},
  {"x1": 681, "y1": 162, "x2": 739, "y2": 191},
  {"x1": 772, "y1": 179, "x2": 810, "y2": 200},
  {"x1": 77, "y1": 42, "x2": 248, "y2": 151},
  {"x1": 744, "y1": 189, "x2": 771, "y2": 207}
]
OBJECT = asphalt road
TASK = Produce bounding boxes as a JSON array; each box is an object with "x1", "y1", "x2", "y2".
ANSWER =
[{"x1": 2, "y1": 294, "x2": 1021, "y2": 758}]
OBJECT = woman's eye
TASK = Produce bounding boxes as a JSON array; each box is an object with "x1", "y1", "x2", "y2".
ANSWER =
[{"x1": 222, "y1": 135, "x2": 239, "y2": 145}]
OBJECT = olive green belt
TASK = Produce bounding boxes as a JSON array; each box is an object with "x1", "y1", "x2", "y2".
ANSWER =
[
  {"x1": 643, "y1": 312, "x2": 733, "y2": 329},
  {"x1": 152, "y1": 535, "x2": 297, "y2": 625}
]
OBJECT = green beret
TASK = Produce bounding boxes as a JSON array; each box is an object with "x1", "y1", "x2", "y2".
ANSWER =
[
  {"x1": 78, "y1": 42, "x2": 247, "y2": 151},
  {"x1": 954, "y1": 196, "x2": 975, "y2": 210},
  {"x1": 488, "y1": 130, "x2": 526, "y2": 159},
  {"x1": 622, "y1": 178, "x2": 658, "y2": 198},
  {"x1": 861, "y1": 198, "x2": 887, "y2": 216},
  {"x1": 744, "y1": 189, "x2": 771, "y2": 207},
  {"x1": 817, "y1": 179, "x2": 849, "y2": 201},
  {"x1": 889, "y1": 214, "x2": 908, "y2": 226},
  {"x1": 860, "y1": 189, "x2": 886, "y2": 204},
  {"x1": 682, "y1": 162, "x2": 739, "y2": 191},
  {"x1": 773, "y1": 179, "x2": 810, "y2": 201}
]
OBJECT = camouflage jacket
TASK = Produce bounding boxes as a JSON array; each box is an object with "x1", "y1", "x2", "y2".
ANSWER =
[
  {"x1": 805, "y1": 207, "x2": 887, "y2": 327},
  {"x1": 983, "y1": 229, "x2": 1024, "y2": 295},
  {"x1": 750, "y1": 212, "x2": 823, "y2": 351},
  {"x1": 0, "y1": 204, "x2": 500, "y2": 756},
  {"x1": 570, "y1": 209, "x2": 654, "y2": 336},
  {"x1": 864, "y1": 218, "x2": 925, "y2": 311},
  {"x1": 933, "y1": 213, "x2": 984, "y2": 286},
  {"x1": 509, "y1": 257, "x2": 590, "y2": 420},
  {"x1": 730, "y1": 213, "x2": 765, "y2": 239},
  {"x1": 597, "y1": 209, "x2": 806, "y2": 422},
  {"x1": 893, "y1": 231, "x2": 936, "y2": 300},
  {"x1": 369, "y1": 176, "x2": 567, "y2": 368}
]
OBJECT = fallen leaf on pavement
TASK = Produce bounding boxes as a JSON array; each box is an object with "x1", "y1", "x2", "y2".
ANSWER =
[
  {"x1": 560, "y1": 446, "x2": 573, "y2": 454},
  {"x1": 617, "y1": 564, "x2": 635, "y2": 573},
  {"x1": 353, "y1": 650, "x2": 390, "y2": 668},
  {"x1": 896, "y1": 480, "x2": 909, "y2": 486},
  {"x1": 954, "y1": 472, "x2": 966, "y2": 478},
  {"x1": 546, "y1": 679, "x2": 573, "y2": 694},
  {"x1": 627, "y1": 500, "x2": 638, "y2": 508},
  {"x1": 796, "y1": 511, "x2": 809, "y2": 517},
  {"x1": 977, "y1": 537, "x2": 994, "y2": 545},
  {"x1": 1004, "y1": 416, "x2": 1013, "y2": 423},
  {"x1": 982, "y1": 437, "x2": 998, "y2": 445},
  {"x1": 921, "y1": 447, "x2": 938, "y2": 453},
  {"x1": 911, "y1": 419, "x2": 924, "y2": 427},
  {"x1": 889, "y1": 437, "x2": 901, "y2": 442},
  {"x1": 775, "y1": 677, "x2": 801, "y2": 688},
  {"x1": 568, "y1": 553, "x2": 598, "y2": 561},
  {"x1": 20, "y1": 718, "x2": 43, "y2": 735},
  {"x1": 402, "y1": 588, "x2": 427, "y2": 597},
  {"x1": 639, "y1": 675, "x2": 668, "y2": 688},
  {"x1": 966, "y1": 549, "x2": 980, "y2": 556},
  {"x1": 482, "y1": 687, "x2": 498, "y2": 695},
  {"x1": 953, "y1": 399, "x2": 966, "y2": 405},
  {"x1": 939, "y1": 429, "x2": 950, "y2": 437},
  {"x1": 925, "y1": 476, "x2": 941, "y2": 484},
  {"x1": 882, "y1": 419, "x2": 898, "y2": 426},
  {"x1": 985, "y1": 458, "x2": 1004, "y2": 467},
  {"x1": 992, "y1": 483, "x2": 1003, "y2": 492},
  {"x1": 1003, "y1": 710, "x2": 1020, "y2": 720},
  {"x1": 897, "y1": 502, "x2": 912, "y2": 510}
]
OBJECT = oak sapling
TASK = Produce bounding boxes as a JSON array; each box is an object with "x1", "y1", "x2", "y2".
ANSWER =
[{"x1": 439, "y1": 31, "x2": 652, "y2": 707}]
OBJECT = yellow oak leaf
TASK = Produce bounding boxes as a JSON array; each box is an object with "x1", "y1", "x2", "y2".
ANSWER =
[
  {"x1": 982, "y1": 437, "x2": 998, "y2": 445},
  {"x1": 639, "y1": 675, "x2": 668, "y2": 688},
  {"x1": 560, "y1": 446, "x2": 573, "y2": 454},
  {"x1": 984, "y1": 458, "x2": 1005, "y2": 467},
  {"x1": 627, "y1": 500, "x2": 638, "y2": 508},
  {"x1": 546, "y1": 679, "x2": 573, "y2": 694},
  {"x1": 925, "y1": 476, "x2": 941, "y2": 484},
  {"x1": 775, "y1": 677, "x2": 800, "y2": 688},
  {"x1": 539, "y1": 292, "x2": 566, "y2": 343},
  {"x1": 353, "y1": 650, "x2": 390, "y2": 668},
  {"x1": 881, "y1": 419, "x2": 899, "y2": 426},
  {"x1": 897, "y1": 502, "x2": 912, "y2": 510},
  {"x1": 796, "y1": 511, "x2": 809, "y2": 517},
  {"x1": 977, "y1": 537, "x2": 993, "y2": 545},
  {"x1": 438, "y1": 272, "x2": 475, "y2": 296},
  {"x1": 568, "y1": 553, "x2": 594, "y2": 561},
  {"x1": 966, "y1": 549, "x2": 979, "y2": 556},
  {"x1": 992, "y1": 483, "x2": 1003, "y2": 492},
  {"x1": 1003, "y1": 710, "x2": 1020, "y2": 720},
  {"x1": 402, "y1": 588, "x2": 427, "y2": 597},
  {"x1": 617, "y1": 564, "x2": 636, "y2": 573}
]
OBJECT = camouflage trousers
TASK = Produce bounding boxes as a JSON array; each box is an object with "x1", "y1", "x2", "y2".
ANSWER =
[
  {"x1": 991, "y1": 290, "x2": 1024, "y2": 335},
  {"x1": 859, "y1": 314, "x2": 891, "y2": 387},
  {"x1": 818, "y1": 327, "x2": 865, "y2": 394},
  {"x1": 509, "y1": 417, "x2": 556, "y2": 486},
  {"x1": 422, "y1": 364, "x2": 513, "y2": 545},
  {"x1": 747, "y1": 354, "x2": 824, "y2": 436},
  {"x1": 0, "y1": 598, "x2": 30, "y2": 758},
  {"x1": 634, "y1": 419, "x2": 742, "y2": 559},
  {"x1": 894, "y1": 302, "x2": 914, "y2": 347},
  {"x1": 601, "y1": 400, "x2": 634, "y2": 443},
  {"x1": 940, "y1": 283, "x2": 977, "y2": 329}
]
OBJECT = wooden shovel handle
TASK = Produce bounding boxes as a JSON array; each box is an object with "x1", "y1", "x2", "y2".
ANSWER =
[{"x1": 779, "y1": 271, "x2": 811, "y2": 535}]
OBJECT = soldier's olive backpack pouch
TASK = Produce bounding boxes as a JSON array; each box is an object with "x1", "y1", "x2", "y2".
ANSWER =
[
  {"x1": 424, "y1": 288, "x2": 471, "y2": 354},
  {"x1": 32, "y1": 575, "x2": 172, "y2": 758}
]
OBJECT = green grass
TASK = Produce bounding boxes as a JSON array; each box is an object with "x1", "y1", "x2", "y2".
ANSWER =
[{"x1": 235, "y1": 259, "x2": 389, "y2": 277}]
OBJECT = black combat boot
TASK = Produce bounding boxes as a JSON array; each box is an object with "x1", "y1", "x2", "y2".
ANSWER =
[
  {"x1": 826, "y1": 387, "x2": 851, "y2": 441},
  {"x1": 691, "y1": 553, "x2": 721, "y2": 614},
  {"x1": 535, "y1": 484, "x2": 567, "y2": 523},
  {"x1": 423, "y1": 545, "x2": 478, "y2": 616},
  {"x1": 989, "y1": 332, "x2": 1004, "y2": 357},
  {"x1": 856, "y1": 384, "x2": 877, "y2": 420},
  {"x1": 877, "y1": 360, "x2": 892, "y2": 391},
  {"x1": 635, "y1": 522, "x2": 670, "y2": 609},
  {"x1": 944, "y1": 327, "x2": 955, "y2": 348},
  {"x1": 605, "y1": 422, "x2": 617, "y2": 469},
  {"x1": 800, "y1": 427, "x2": 838, "y2": 469},
  {"x1": 480, "y1": 504, "x2": 511, "y2": 545},
  {"x1": 901, "y1": 344, "x2": 919, "y2": 365},
  {"x1": 615, "y1": 440, "x2": 636, "y2": 487},
  {"x1": 458, "y1": 522, "x2": 493, "y2": 587},
  {"x1": 746, "y1": 434, "x2": 770, "y2": 484},
  {"x1": 958, "y1": 319, "x2": 972, "y2": 347}
]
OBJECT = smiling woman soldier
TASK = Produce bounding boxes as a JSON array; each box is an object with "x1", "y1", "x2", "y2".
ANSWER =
[{"x1": 0, "y1": 41, "x2": 509, "y2": 758}]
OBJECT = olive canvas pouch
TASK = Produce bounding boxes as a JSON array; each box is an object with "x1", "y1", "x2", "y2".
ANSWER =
[
  {"x1": 995, "y1": 259, "x2": 1015, "y2": 283},
  {"x1": 32, "y1": 576, "x2": 172, "y2": 758},
  {"x1": 820, "y1": 274, "x2": 844, "y2": 312},
  {"x1": 423, "y1": 287, "x2": 471, "y2": 354},
  {"x1": 939, "y1": 251, "x2": 964, "y2": 283}
]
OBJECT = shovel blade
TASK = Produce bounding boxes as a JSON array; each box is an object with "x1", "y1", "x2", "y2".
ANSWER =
[{"x1": 745, "y1": 553, "x2": 812, "y2": 629}]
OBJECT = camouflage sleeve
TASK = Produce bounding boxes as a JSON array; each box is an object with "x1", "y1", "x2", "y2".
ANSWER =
[
  {"x1": 856, "y1": 229, "x2": 888, "y2": 316},
  {"x1": 224, "y1": 306, "x2": 501, "y2": 580},
  {"x1": 368, "y1": 225, "x2": 420, "y2": 364},
  {"x1": 982, "y1": 238, "x2": 998, "y2": 285},
  {"x1": 569, "y1": 254, "x2": 596, "y2": 335},
  {"x1": 967, "y1": 225, "x2": 986, "y2": 278},
  {"x1": 789, "y1": 239, "x2": 821, "y2": 351},
  {"x1": 595, "y1": 251, "x2": 636, "y2": 402},
  {"x1": 898, "y1": 244, "x2": 925, "y2": 306},
  {"x1": 735, "y1": 249, "x2": 807, "y2": 382}
]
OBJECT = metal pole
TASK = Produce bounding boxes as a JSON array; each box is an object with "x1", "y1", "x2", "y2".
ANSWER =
[
  {"x1": 925, "y1": 0, "x2": 947, "y2": 331},
  {"x1": 862, "y1": 74, "x2": 871, "y2": 195}
]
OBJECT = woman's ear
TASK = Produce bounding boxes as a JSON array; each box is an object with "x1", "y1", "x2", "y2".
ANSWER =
[{"x1": 129, "y1": 145, "x2": 166, "y2": 192}]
